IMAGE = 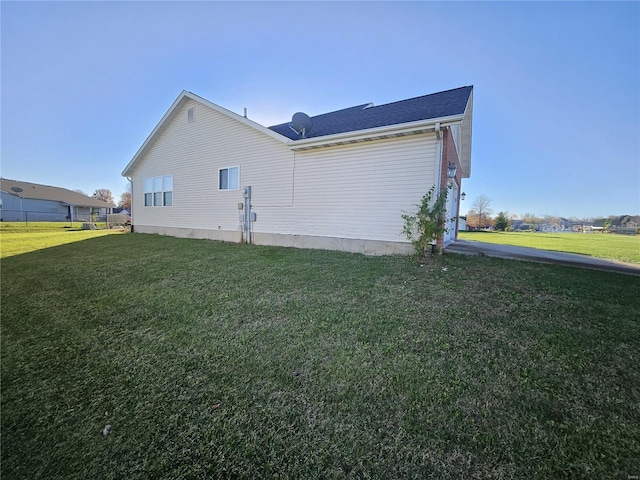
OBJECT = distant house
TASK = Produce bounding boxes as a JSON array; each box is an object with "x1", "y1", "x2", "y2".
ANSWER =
[
  {"x1": 0, "y1": 178, "x2": 112, "y2": 222},
  {"x1": 122, "y1": 86, "x2": 473, "y2": 254}
]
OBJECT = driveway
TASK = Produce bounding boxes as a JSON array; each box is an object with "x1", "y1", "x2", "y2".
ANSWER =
[{"x1": 445, "y1": 239, "x2": 640, "y2": 276}]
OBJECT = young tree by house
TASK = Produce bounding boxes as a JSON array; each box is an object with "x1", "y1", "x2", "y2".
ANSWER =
[
  {"x1": 118, "y1": 191, "x2": 131, "y2": 209},
  {"x1": 92, "y1": 189, "x2": 115, "y2": 206},
  {"x1": 401, "y1": 185, "x2": 448, "y2": 256},
  {"x1": 471, "y1": 195, "x2": 493, "y2": 228},
  {"x1": 494, "y1": 211, "x2": 511, "y2": 231}
]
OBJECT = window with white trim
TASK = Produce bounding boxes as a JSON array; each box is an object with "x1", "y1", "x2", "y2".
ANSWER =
[
  {"x1": 219, "y1": 167, "x2": 239, "y2": 190},
  {"x1": 144, "y1": 175, "x2": 173, "y2": 206}
]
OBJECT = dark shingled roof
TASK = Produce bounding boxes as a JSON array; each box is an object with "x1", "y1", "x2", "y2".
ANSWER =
[{"x1": 269, "y1": 86, "x2": 472, "y2": 140}]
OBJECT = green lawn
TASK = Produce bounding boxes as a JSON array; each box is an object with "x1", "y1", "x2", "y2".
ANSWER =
[
  {"x1": 2, "y1": 225, "x2": 639, "y2": 479},
  {"x1": 459, "y1": 230, "x2": 640, "y2": 264},
  {"x1": 0, "y1": 222, "x2": 126, "y2": 257}
]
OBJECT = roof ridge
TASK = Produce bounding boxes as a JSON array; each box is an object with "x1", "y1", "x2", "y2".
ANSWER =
[
  {"x1": 369, "y1": 85, "x2": 473, "y2": 110},
  {"x1": 1, "y1": 177, "x2": 63, "y2": 190}
]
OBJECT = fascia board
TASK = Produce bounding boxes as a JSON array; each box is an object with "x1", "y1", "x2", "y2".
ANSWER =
[
  {"x1": 122, "y1": 91, "x2": 291, "y2": 177},
  {"x1": 287, "y1": 114, "x2": 465, "y2": 151},
  {"x1": 459, "y1": 90, "x2": 473, "y2": 178}
]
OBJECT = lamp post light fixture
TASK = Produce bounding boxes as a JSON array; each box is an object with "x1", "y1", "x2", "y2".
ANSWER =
[
  {"x1": 461, "y1": 192, "x2": 466, "y2": 201},
  {"x1": 447, "y1": 163, "x2": 457, "y2": 179}
]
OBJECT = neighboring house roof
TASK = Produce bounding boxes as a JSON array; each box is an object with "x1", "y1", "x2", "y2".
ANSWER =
[
  {"x1": 269, "y1": 86, "x2": 473, "y2": 140},
  {"x1": 122, "y1": 86, "x2": 473, "y2": 178},
  {"x1": 0, "y1": 178, "x2": 112, "y2": 208}
]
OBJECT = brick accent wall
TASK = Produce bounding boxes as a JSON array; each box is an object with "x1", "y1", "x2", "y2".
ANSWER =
[{"x1": 436, "y1": 127, "x2": 462, "y2": 249}]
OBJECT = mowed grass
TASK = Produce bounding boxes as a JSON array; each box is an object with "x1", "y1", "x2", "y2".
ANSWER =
[
  {"x1": 2, "y1": 225, "x2": 639, "y2": 479},
  {"x1": 459, "y1": 230, "x2": 640, "y2": 264},
  {"x1": 0, "y1": 222, "x2": 126, "y2": 257}
]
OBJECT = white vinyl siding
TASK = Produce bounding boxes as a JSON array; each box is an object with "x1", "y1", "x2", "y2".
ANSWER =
[
  {"x1": 255, "y1": 135, "x2": 438, "y2": 242},
  {"x1": 129, "y1": 98, "x2": 439, "y2": 245},
  {"x1": 131, "y1": 99, "x2": 293, "y2": 231}
]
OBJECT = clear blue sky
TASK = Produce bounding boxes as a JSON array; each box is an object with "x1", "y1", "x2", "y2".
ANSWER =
[{"x1": 2, "y1": 1, "x2": 638, "y2": 218}]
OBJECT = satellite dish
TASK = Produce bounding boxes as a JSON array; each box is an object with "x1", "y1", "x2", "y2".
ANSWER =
[
  {"x1": 290, "y1": 112, "x2": 313, "y2": 138},
  {"x1": 11, "y1": 186, "x2": 23, "y2": 193}
]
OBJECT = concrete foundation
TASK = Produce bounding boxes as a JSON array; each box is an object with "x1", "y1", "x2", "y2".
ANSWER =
[{"x1": 132, "y1": 225, "x2": 413, "y2": 256}]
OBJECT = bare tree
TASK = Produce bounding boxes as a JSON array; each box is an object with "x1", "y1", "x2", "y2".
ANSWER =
[
  {"x1": 92, "y1": 189, "x2": 115, "y2": 206},
  {"x1": 118, "y1": 191, "x2": 131, "y2": 209},
  {"x1": 471, "y1": 195, "x2": 493, "y2": 228},
  {"x1": 466, "y1": 209, "x2": 479, "y2": 228}
]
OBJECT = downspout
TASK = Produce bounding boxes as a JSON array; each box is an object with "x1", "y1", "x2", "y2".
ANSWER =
[
  {"x1": 435, "y1": 122, "x2": 442, "y2": 189},
  {"x1": 127, "y1": 176, "x2": 133, "y2": 232},
  {"x1": 434, "y1": 122, "x2": 444, "y2": 252}
]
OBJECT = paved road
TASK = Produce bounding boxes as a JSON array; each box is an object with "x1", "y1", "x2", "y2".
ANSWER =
[{"x1": 445, "y1": 240, "x2": 640, "y2": 276}]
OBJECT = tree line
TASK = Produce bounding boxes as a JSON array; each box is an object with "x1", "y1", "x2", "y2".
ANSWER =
[{"x1": 464, "y1": 195, "x2": 639, "y2": 232}]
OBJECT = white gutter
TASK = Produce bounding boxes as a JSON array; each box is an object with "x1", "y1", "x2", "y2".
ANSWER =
[{"x1": 287, "y1": 113, "x2": 464, "y2": 151}]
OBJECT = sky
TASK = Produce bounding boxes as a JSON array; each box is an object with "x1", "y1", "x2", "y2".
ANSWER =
[{"x1": 1, "y1": 1, "x2": 639, "y2": 219}]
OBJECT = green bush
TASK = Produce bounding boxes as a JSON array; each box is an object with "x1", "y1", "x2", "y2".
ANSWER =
[{"x1": 401, "y1": 185, "x2": 448, "y2": 256}]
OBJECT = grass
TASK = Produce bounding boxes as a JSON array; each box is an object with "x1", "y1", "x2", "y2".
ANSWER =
[
  {"x1": 0, "y1": 222, "x2": 126, "y2": 257},
  {"x1": 459, "y1": 230, "x2": 640, "y2": 264},
  {"x1": 2, "y1": 224, "x2": 639, "y2": 479}
]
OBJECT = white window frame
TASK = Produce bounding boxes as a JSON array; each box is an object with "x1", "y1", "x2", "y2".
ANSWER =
[
  {"x1": 218, "y1": 166, "x2": 240, "y2": 191},
  {"x1": 144, "y1": 175, "x2": 173, "y2": 206}
]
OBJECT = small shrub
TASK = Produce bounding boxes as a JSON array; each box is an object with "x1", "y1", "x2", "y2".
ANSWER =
[{"x1": 401, "y1": 185, "x2": 449, "y2": 257}]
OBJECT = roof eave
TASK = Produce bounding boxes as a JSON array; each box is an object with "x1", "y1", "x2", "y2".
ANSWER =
[
  {"x1": 287, "y1": 114, "x2": 465, "y2": 151},
  {"x1": 459, "y1": 89, "x2": 473, "y2": 178}
]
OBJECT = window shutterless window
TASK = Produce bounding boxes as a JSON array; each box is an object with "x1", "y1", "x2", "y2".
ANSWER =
[
  {"x1": 144, "y1": 178, "x2": 153, "y2": 206},
  {"x1": 219, "y1": 167, "x2": 239, "y2": 190},
  {"x1": 144, "y1": 175, "x2": 173, "y2": 206},
  {"x1": 163, "y1": 176, "x2": 173, "y2": 206}
]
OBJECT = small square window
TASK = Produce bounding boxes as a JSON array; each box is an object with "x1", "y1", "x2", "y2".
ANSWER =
[{"x1": 219, "y1": 167, "x2": 239, "y2": 190}]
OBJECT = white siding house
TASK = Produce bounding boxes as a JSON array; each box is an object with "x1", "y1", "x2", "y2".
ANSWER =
[{"x1": 122, "y1": 87, "x2": 473, "y2": 254}]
